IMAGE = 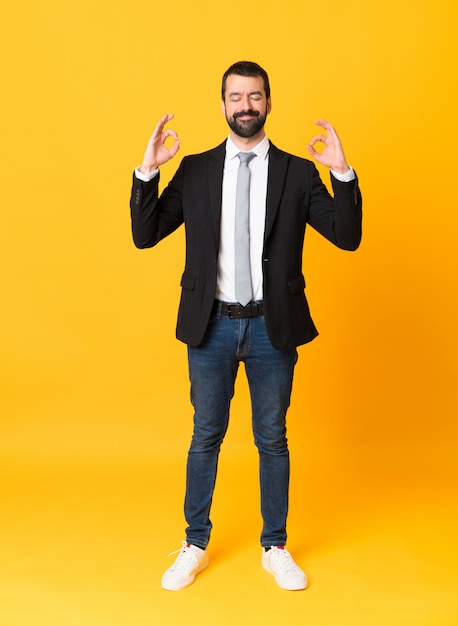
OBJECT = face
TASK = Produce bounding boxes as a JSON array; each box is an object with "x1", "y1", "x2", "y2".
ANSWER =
[{"x1": 222, "y1": 74, "x2": 271, "y2": 139}]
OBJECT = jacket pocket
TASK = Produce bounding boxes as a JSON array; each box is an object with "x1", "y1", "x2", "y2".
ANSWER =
[
  {"x1": 180, "y1": 272, "x2": 196, "y2": 291},
  {"x1": 287, "y1": 274, "x2": 305, "y2": 293}
]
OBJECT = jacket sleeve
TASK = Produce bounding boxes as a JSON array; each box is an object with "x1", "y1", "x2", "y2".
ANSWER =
[
  {"x1": 307, "y1": 163, "x2": 362, "y2": 251},
  {"x1": 130, "y1": 160, "x2": 185, "y2": 249}
]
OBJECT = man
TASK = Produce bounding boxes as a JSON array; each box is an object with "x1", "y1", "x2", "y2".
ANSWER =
[{"x1": 130, "y1": 61, "x2": 362, "y2": 591}]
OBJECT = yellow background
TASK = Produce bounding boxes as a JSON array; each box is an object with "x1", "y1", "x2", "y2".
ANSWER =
[{"x1": 1, "y1": 1, "x2": 457, "y2": 624}]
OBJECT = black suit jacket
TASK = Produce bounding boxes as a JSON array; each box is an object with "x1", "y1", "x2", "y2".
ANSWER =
[{"x1": 130, "y1": 141, "x2": 362, "y2": 350}]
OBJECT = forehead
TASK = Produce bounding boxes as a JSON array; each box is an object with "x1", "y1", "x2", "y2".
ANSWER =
[{"x1": 225, "y1": 74, "x2": 266, "y2": 97}]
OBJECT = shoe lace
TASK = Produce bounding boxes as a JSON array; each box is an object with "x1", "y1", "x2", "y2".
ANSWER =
[
  {"x1": 270, "y1": 547, "x2": 300, "y2": 573},
  {"x1": 166, "y1": 541, "x2": 199, "y2": 572}
]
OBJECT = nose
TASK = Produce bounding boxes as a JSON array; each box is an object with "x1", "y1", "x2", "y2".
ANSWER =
[{"x1": 239, "y1": 94, "x2": 251, "y2": 110}]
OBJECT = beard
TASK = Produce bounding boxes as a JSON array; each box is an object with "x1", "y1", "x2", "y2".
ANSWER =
[{"x1": 226, "y1": 108, "x2": 268, "y2": 138}]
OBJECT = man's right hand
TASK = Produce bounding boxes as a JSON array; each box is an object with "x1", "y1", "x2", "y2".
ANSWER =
[{"x1": 139, "y1": 114, "x2": 180, "y2": 175}]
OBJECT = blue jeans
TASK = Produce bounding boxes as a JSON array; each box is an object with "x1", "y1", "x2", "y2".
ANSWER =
[{"x1": 184, "y1": 303, "x2": 298, "y2": 549}]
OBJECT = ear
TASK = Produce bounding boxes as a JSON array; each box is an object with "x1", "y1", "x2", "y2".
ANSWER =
[
  {"x1": 267, "y1": 97, "x2": 272, "y2": 114},
  {"x1": 221, "y1": 100, "x2": 226, "y2": 117}
]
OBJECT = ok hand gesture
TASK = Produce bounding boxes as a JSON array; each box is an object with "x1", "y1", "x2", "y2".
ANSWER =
[
  {"x1": 307, "y1": 119, "x2": 350, "y2": 174},
  {"x1": 140, "y1": 114, "x2": 180, "y2": 175}
]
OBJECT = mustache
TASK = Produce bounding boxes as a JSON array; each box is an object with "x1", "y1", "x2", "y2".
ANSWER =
[{"x1": 233, "y1": 110, "x2": 260, "y2": 119}]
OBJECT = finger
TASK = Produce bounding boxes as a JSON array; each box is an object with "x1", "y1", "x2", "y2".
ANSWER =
[
  {"x1": 315, "y1": 118, "x2": 331, "y2": 129},
  {"x1": 155, "y1": 114, "x2": 169, "y2": 133},
  {"x1": 315, "y1": 119, "x2": 340, "y2": 140},
  {"x1": 161, "y1": 127, "x2": 180, "y2": 155},
  {"x1": 161, "y1": 113, "x2": 175, "y2": 129},
  {"x1": 161, "y1": 129, "x2": 179, "y2": 142},
  {"x1": 315, "y1": 119, "x2": 335, "y2": 134},
  {"x1": 151, "y1": 113, "x2": 175, "y2": 139},
  {"x1": 308, "y1": 134, "x2": 327, "y2": 147},
  {"x1": 307, "y1": 144, "x2": 323, "y2": 163},
  {"x1": 168, "y1": 138, "x2": 181, "y2": 158},
  {"x1": 159, "y1": 113, "x2": 174, "y2": 125}
]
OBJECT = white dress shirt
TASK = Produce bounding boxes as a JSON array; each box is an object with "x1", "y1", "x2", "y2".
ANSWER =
[
  {"x1": 135, "y1": 136, "x2": 355, "y2": 303},
  {"x1": 216, "y1": 135, "x2": 269, "y2": 302}
]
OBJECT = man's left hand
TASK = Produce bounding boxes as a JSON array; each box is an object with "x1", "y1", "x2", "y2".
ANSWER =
[{"x1": 307, "y1": 119, "x2": 350, "y2": 174}]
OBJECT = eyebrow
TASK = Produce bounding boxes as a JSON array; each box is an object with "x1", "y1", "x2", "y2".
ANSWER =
[{"x1": 229, "y1": 90, "x2": 264, "y2": 97}]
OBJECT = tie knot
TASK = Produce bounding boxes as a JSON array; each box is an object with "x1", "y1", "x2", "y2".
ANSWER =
[{"x1": 237, "y1": 151, "x2": 255, "y2": 165}]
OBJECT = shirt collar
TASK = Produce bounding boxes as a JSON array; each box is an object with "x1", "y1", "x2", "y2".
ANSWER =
[{"x1": 225, "y1": 134, "x2": 270, "y2": 161}]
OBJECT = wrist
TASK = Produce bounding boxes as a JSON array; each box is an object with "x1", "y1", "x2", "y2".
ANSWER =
[
  {"x1": 140, "y1": 163, "x2": 158, "y2": 175},
  {"x1": 332, "y1": 163, "x2": 350, "y2": 175}
]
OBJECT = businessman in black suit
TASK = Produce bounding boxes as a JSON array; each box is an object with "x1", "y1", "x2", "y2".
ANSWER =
[{"x1": 130, "y1": 61, "x2": 362, "y2": 591}]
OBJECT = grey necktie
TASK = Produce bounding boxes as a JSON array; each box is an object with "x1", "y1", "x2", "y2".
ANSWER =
[{"x1": 235, "y1": 151, "x2": 255, "y2": 306}]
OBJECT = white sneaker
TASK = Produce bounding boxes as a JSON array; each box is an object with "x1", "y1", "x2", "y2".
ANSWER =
[
  {"x1": 161, "y1": 541, "x2": 209, "y2": 591},
  {"x1": 262, "y1": 546, "x2": 308, "y2": 590}
]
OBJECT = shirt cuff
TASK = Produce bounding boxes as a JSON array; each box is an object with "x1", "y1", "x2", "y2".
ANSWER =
[
  {"x1": 135, "y1": 166, "x2": 159, "y2": 182},
  {"x1": 331, "y1": 166, "x2": 355, "y2": 183}
]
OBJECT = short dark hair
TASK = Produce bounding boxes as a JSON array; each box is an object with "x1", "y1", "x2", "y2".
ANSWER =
[{"x1": 221, "y1": 61, "x2": 271, "y2": 100}]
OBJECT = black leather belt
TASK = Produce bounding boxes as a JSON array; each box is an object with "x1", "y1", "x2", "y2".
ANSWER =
[{"x1": 218, "y1": 301, "x2": 264, "y2": 319}]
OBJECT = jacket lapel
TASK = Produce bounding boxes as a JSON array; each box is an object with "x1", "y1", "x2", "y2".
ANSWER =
[
  {"x1": 208, "y1": 142, "x2": 226, "y2": 248},
  {"x1": 265, "y1": 142, "x2": 288, "y2": 241}
]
